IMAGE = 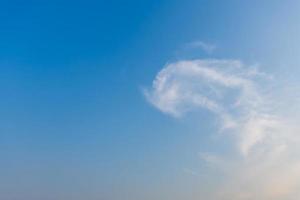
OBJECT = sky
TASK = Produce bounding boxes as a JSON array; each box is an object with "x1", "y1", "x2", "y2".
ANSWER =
[{"x1": 1, "y1": 1, "x2": 300, "y2": 200}]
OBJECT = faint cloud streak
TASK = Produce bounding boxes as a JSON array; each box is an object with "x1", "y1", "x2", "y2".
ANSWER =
[{"x1": 185, "y1": 41, "x2": 216, "y2": 54}]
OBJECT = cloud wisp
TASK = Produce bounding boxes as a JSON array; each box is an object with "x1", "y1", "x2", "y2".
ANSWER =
[
  {"x1": 144, "y1": 59, "x2": 300, "y2": 200},
  {"x1": 185, "y1": 41, "x2": 216, "y2": 54}
]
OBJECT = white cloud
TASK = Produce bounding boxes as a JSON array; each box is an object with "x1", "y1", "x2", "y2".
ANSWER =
[
  {"x1": 185, "y1": 41, "x2": 216, "y2": 54},
  {"x1": 144, "y1": 59, "x2": 268, "y2": 154},
  {"x1": 144, "y1": 59, "x2": 300, "y2": 200}
]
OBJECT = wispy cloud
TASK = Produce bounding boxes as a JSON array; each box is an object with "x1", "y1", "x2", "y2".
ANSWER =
[
  {"x1": 185, "y1": 41, "x2": 216, "y2": 54},
  {"x1": 144, "y1": 59, "x2": 300, "y2": 199}
]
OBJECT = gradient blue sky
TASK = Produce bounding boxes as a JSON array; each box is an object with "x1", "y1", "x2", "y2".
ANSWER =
[{"x1": 1, "y1": 1, "x2": 300, "y2": 199}]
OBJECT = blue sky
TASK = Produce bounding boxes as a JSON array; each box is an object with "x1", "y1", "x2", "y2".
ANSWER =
[{"x1": 1, "y1": 1, "x2": 300, "y2": 199}]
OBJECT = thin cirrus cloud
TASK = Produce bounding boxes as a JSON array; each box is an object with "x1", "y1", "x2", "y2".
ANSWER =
[
  {"x1": 144, "y1": 59, "x2": 300, "y2": 199},
  {"x1": 184, "y1": 41, "x2": 216, "y2": 54}
]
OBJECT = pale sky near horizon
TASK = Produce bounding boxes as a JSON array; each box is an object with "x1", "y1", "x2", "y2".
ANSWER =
[{"x1": 1, "y1": 1, "x2": 300, "y2": 199}]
